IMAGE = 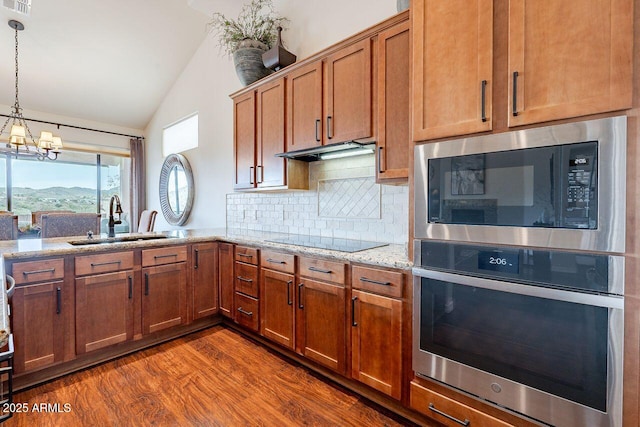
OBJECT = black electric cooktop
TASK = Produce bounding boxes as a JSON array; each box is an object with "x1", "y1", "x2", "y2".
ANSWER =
[{"x1": 266, "y1": 235, "x2": 388, "y2": 253}]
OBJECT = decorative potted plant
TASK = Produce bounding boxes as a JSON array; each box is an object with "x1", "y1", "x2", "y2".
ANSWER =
[{"x1": 208, "y1": 0, "x2": 289, "y2": 86}]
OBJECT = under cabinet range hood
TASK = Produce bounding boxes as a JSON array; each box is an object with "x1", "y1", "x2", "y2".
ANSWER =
[{"x1": 275, "y1": 141, "x2": 375, "y2": 162}]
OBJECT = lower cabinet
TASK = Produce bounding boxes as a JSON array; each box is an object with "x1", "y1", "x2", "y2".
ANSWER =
[
  {"x1": 75, "y1": 271, "x2": 134, "y2": 354},
  {"x1": 296, "y1": 277, "x2": 346, "y2": 374},
  {"x1": 218, "y1": 242, "x2": 235, "y2": 318},
  {"x1": 142, "y1": 246, "x2": 188, "y2": 335},
  {"x1": 191, "y1": 242, "x2": 219, "y2": 320},
  {"x1": 234, "y1": 292, "x2": 259, "y2": 331},
  {"x1": 260, "y1": 269, "x2": 295, "y2": 349},
  {"x1": 351, "y1": 265, "x2": 404, "y2": 400},
  {"x1": 10, "y1": 258, "x2": 68, "y2": 374},
  {"x1": 410, "y1": 381, "x2": 515, "y2": 427}
]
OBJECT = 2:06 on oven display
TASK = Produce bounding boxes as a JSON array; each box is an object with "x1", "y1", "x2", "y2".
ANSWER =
[{"x1": 478, "y1": 250, "x2": 519, "y2": 274}]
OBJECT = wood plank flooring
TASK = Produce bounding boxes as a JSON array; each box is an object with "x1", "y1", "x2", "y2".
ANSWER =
[{"x1": 3, "y1": 326, "x2": 417, "y2": 426}]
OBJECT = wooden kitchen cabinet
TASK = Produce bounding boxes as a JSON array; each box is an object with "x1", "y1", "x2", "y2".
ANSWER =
[
  {"x1": 260, "y1": 268, "x2": 295, "y2": 349},
  {"x1": 376, "y1": 19, "x2": 410, "y2": 182},
  {"x1": 507, "y1": 0, "x2": 632, "y2": 127},
  {"x1": 410, "y1": 381, "x2": 515, "y2": 427},
  {"x1": 351, "y1": 265, "x2": 404, "y2": 400},
  {"x1": 233, "y1": 90, "x2": 256, "y2": 190},
  {"x1": 141, "y1": 246, "x2": 188, "y2": 334},
  {"x1": 296, "y1": 256, "x2": 347, "y2": 374},
  {"x1": 191, "y1": 242, "x2": 218, "y2": 320},
  {"x1": 324, "y1": 39, "x2": 373, "y2": 144},
  {"x1": 218, "y1": 243, "x2": 234, "y2": 318},
  {"x1": 412, "y1": 0, "x2": 493, "y2": 141},
  {"x1": 10, "y1": 258, "x2": 68, "y2": 374},
  {"x1": 286, "y1": 62, "x2": 323, "y2": 152},
  {"x1": 256, "y1": 78, "x2": 287, "y2": 188},
  {"x1": 75, "y1": 270, "x2": 134, "y2": 354}
]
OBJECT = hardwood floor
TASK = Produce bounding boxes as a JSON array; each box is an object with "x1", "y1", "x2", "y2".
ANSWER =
[{"x1": 4, "y1": 326, "x2": 416, "y2": 426}]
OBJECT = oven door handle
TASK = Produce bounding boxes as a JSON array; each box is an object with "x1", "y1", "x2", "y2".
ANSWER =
[{"x1": 412, "y1": 267, "x2": 623, "y2": 310}]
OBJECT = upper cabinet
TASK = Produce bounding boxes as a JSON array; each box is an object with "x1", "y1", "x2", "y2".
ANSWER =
[
  {"x1": 412, "y1": 0, "x2": 493, "y2": 141},
  {"x1": 256, "y1": 78, "x2": 287, "y2": 188},
  {"x1": 233, "y1": 91, "x2": 256, "y2": 190},
  {"x1": 324, "y1": 39, "x2": 373, "y2": 144},
  {"x1": 376, "y1": 20, "x2": 410, "y2": 182},
  {"x1": 286, "y1": 62, "x2": 323, "y2": 152},
  {"x1": 412, "y1": 0, "x2": 633, "y2": 141},
  {"x1": 508, "y1": 0, "x2": 633, "y2": 127}
]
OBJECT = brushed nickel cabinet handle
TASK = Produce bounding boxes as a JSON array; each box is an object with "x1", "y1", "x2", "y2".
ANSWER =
[
  {"x1": 90, "y1": 260, "x2": 121, "y2": 267},
  {"x1": 128, "y1": 276, "x2": 133, "y2": 299},
  {"x1": 194, "y1": 249, "x2": 199, "y2": 269},
  {"x1": 326, "y1": 116, "x2": 333, "y2": 139},
  {"x1": 315, "y1": 119, "x2": 321, "y2": 142},
  {"x1": 428, "y1": 403, "x2": 470, "y2": 426},
  {"x1": 144, "y1": 273, "x2": 149, "y2": 296},
  {"x1": 298, "y1": 283, "x2": 304, "y2": 309},
  {"x1": 351, "y1": 296, "x2": 358, "y2": 327},
  {"x1": 22, "y1": 268, "x2": 55, "y2": 276},
  {"x1": 237, "y1": 307, "x2": 253, "y2": 317},
  {"x1": 512, "y1": 71, "x2": 519, "y2": 117},
  {"x1": 56, "y1": 287, "x2": 62, "y2": 315},
  {"x1": 266, "y1": 258, "x2": 286, "y2": 265},
  {"x1": 237, "y1": 253, "x2": 253, "y2": 259},
  {"x1": 154, "y1": 254, "x2": 178, "y2": 260},
  {"x1": 308, "y1": 266, "x2": 332, "y2": 274},
  {"x1": 360, "y1": 277, "x2": 391, "y2": 286},
  {"x1": 286, "y1": 280, "x2": 293, "y2": 305},
  {"x1": 237, "y1": 276, "x2": 253, "y2": 283},
  {"x1": 481, "y1": 79, "x2": 488, "y2": 122}
]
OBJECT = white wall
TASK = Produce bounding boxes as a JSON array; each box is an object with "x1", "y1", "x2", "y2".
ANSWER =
[{"x1": 145, "y1": 0, "x2": 400, "y2": 231}]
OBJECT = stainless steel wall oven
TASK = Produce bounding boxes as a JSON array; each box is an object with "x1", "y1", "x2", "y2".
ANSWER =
[{"x1": 413, "y1": 117, "x2": 627, "y2": 427}]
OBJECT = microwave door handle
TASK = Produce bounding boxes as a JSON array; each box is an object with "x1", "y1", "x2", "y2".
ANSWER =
[{"x1": 412, "y1": 267, "x2": 623, "y2": 310}]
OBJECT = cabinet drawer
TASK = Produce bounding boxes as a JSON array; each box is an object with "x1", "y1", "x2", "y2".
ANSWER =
[
  {"x1": 12, "y1": 258, "x2": 65, "y2": 285},
  {"x1": 352, "y1": 265, "x2": 403, "y2": 298},
  {"x1": 75, "y1": 251, "x2": 134, "y2": 276},
  {"x1": 299, "y1": 256, "x2": 346, "y2": 285},
  {"x1": 142, "y1": 245, "x2": 187, "y2": 267},
  {"x1": 410, "y1": 382, "x2": 514, "y2": 427},
  {"x1": 260, "y1": 249, "x2": 294, "y2": 274},
  {"x1": 235, "y1": 246, "x2": 259, "y2": 265},
  {"x1": 235, "y1": 262, "x2": 259, "y2": 298},
  {"x1": 235, "y1": 292, "x2": 259, "y2": 332}
]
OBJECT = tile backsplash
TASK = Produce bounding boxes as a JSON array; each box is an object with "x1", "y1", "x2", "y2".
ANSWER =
[{"x1": 226, "y1": 155, "x2": 409, "y2": 245}]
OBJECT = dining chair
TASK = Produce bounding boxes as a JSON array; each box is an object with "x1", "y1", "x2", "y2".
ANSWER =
[
  {"x1": 31, "y1": 210, "x2": 75, "y2": 227},
  {"x1": 0, "y1": 214, "x2": 19, "y2": 240},
  {"x1": 138, "y1": 210, "x2": 158, "y2": 233},
  {"x1": 40, "y1": 213, "x2": 101, "y2": 238}
]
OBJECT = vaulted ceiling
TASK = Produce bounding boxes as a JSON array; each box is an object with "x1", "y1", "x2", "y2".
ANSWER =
[{"x1": 0, "y1": 0, "x2": 219, "y2": 130}]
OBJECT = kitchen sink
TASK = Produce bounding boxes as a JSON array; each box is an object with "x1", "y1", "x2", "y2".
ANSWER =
[{"x1": 68, "y1": 234, "x2": 170, "y2": 246}]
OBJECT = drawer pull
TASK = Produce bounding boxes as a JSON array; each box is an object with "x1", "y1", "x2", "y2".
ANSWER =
[
  {"x1": 308, "y1": 266, "x2": 332, "y2": 274},
  {"x1": 90, "y1": 260, "x2": 121, "y2": 268},
  {"x1": 238, "y1": 253, "x2": 254, "y2": 259},
  {"x1": 154, "y1": 254, "x2": 178, "y2": 260},
  {"x1": 360, "y1": 277, "x2": 391, "y2": 286},
  {"x1": 194, "y1": 249, "x2": 199, "y2": 270},
  {"x1": 144, "y1": 273, "x2": 149, "y2": 296},
  {"x1": 237, "y1": 307, "x2": 253, "y2": 317},
  {"x1": 428, "y1": 403, "x2": 470, "y2": 426},
  {"x1": 128, "y1": 276, "x2": 133, "y2": 300},
  {"x1": 22, "y1": 268, "x2": 55, "y2": 276},
  {"x1": 266, "y1": 258, "x2": 286, "y2": 265},
  {"x1": 237, "y1": 276, "x2": 253, "y2": 283},
  {"x1": 351, "y1": 296, "x2": 358, "y2": 326},
  {"x1": 512, "y1": 71, "x2": 519, "y2": 117}
]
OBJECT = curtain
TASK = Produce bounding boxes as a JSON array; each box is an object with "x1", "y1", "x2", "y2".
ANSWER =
[{"x1": 129, "y1": 138, "x2": 146, "y2": 232}]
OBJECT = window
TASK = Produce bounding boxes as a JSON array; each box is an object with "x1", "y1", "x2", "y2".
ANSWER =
[
  {"x1": 2, "y1": 148, "x2": 130, "y2": 237},
  {"x1": 162, "y1": 113, "x2": 198, "y2": 156}
]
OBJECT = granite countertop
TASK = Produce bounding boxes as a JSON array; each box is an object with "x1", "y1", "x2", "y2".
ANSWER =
[{"x1": 0, "y1": 228, "x2": 412, "y2": 270}]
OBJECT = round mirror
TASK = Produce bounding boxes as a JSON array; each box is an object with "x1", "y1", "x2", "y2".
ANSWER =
[{"x1": 159, "y1": 154, "x2": 194, "y2": 226}]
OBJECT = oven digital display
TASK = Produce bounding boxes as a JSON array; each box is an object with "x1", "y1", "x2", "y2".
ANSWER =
[{"x1": 478, "y1": 250, "x2": 519, "y2": 274}]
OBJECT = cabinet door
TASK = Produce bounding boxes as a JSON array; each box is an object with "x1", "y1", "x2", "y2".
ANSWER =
[
  {"x1": 287, "y1": 62, "x2": 323, "y2": 152},
  {"x1": 297, "y1": 278, "x2": 346, "y2": 374},
  {"x1": 508, "y1": 0, "x2": 632, "y2": 127},
  {"x1": 260, "y1": 269, "x2": 295, "y2": 349},
  {"x1": 325, "y1": 39, "x2": 373, "y2": 144},
  {"x1": 192, "y1": 243, "x2": 218, "y2": 320},
  {"x1": 257, "y1": 78, "x2": 287, "y2": 188},
  {"x1": 12, "y1": 281, "x2": 66, "y2": 373},
  {"x1": 351, "y1": 289, "x2": 402, "y2": 399},
  {"x1": 412, "y1": 0, "x2": 493, "y2": 141},
  {"x1": 76, "y1": 271, "x2": 134, "y2": 354},
  {"x1": 376, "y1": 20, "x2": 410, "y2": 182},
  {"x1": 233, "y1": 91, "x2": 256, "y2": 190},
  {"x1": 218, "y1": 243, "x2": 234, "y2": 318},
  {"x1": 142, "y1": 263, "x2": 187, "y2": 334}
]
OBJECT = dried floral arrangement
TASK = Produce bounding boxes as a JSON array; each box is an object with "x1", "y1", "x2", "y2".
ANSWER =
[{"x1": 208, "y1": 0, "x2": 289, "y2": 57}]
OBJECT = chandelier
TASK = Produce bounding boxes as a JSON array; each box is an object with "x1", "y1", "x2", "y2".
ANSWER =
[{"x1": 0, "y1": 20, "x2": 62, "y2": 161}]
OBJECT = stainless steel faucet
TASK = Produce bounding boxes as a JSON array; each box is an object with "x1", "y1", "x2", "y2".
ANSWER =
[{"x1": 108, "y1": 195, "x2": 123, "y2": 238}]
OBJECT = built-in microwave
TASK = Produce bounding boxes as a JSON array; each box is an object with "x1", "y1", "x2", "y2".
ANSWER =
[{"x1": 414, "y1": 116, "x2": 627, "y2": 253}]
